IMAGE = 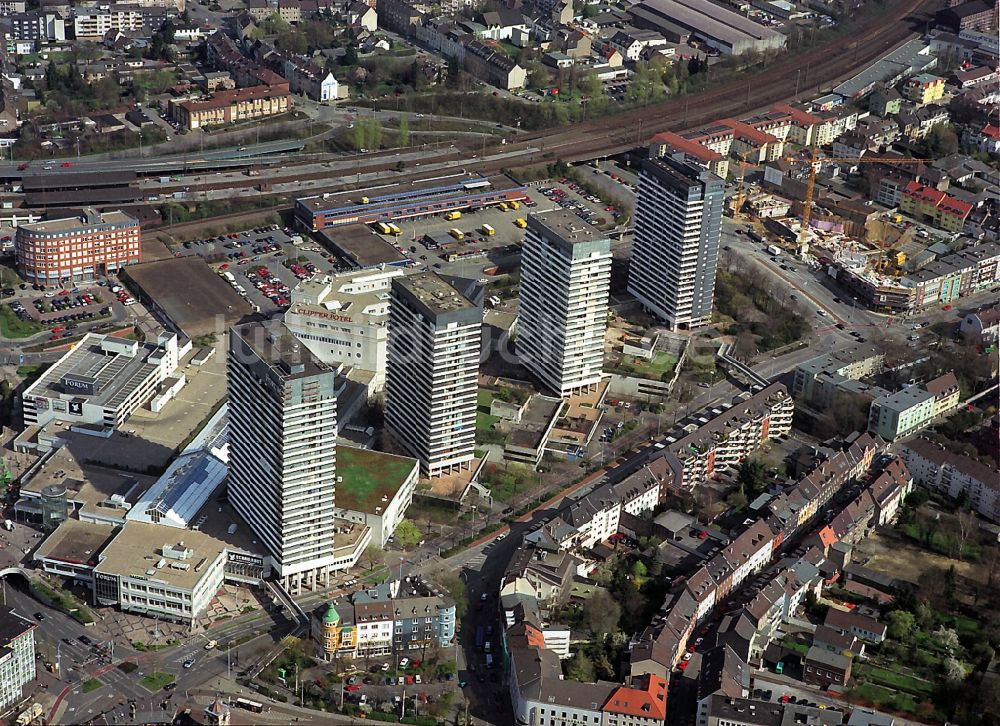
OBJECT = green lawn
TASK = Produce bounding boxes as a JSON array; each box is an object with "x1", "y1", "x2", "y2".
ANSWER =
[
  {"x1": 336, "y1": 445, "x2": 417, "y2": 512},
  {"x1": 140, "y1": 672, "x2": 175, "y2": 691},
  {"x1": 477, "y1": 389, "x2": 500, "y2": 432},
  {"x1": 855, "y1": 663, "x2": 935, "y2": 696},
  {"x1": 852, "y1": 682, "x2": 921, "y2": 714},
  {"x1": 81, "y1": 678, "x2": 104, "y2": 693},
  {"x1": 621, "y1": 351, "x2": 679, "y2": 380},
  {"x1": 779, "y1": 637, "x2": 809, "y2": 656},
  {"x1": 0, "y1": 306, "x2": 44, "y2": 339}
]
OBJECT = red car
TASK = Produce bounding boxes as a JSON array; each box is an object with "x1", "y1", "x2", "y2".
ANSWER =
[
  {"x1": 17, "y1": 163, "x2": 29, "y2": 171},
  {"x1": 345, "y1": 684, "x2": 362, "y2": 692},
  {"x1": 61, "y1": 162, "x2": 73, "y2": 168},
  {"x1": 677, "y1": 660, "x2": 690, "y2": 671}
]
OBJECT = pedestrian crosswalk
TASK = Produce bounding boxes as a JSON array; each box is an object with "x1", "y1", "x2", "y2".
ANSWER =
[{"x1": 464, "y1": 553, "x2": 487, "y2": 571}]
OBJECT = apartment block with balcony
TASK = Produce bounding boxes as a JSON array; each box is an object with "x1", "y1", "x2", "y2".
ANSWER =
[
  {"x1": 384, "y1": 272, "x2": 482, "y2": 478},
  {"x1": 517, "y1": 211, "x2": 611, "y2": 397}
]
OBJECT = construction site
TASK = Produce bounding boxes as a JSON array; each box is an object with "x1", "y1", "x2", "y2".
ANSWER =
[{"x1": 726, "y1": 149, "x2": 999, "y2": 314}]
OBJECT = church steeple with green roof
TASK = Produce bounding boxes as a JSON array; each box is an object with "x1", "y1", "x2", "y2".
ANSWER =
[{"x1": 323, "y1": 602, "x2": 340, "y2": 625}]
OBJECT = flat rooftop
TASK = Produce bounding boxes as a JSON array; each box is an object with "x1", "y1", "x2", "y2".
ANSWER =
[
  {"x1": 232, "y1": 320, "x2": 331, "y2": 381},
  {"x1": 24, "y1": 333, "x2": 163, "y2": 411},
  {"x1": 335, "y1": 446, "x2": 417, "y2": 514},
  {"x1": 19, "y1": 446, "x2": 155, "y2": 522},
  {"x1": 33, "y1": 518, "x2": 116, "y2": 567},
  {"x1": 19, "y1": 210, "x2": 136, "y2": 233},
  {"x1": 394, "y1": 272, "x2": 480, "y2": 320},
  {"x1": 528, "y1": 211, "x2": 611, "y2": 251},
  {"x1": 318, "y1": 225, "x2": 407, "y2": 268},
  {"x1": 122, "y1": 257, "x2": 253, "y2": 338},
  {"x1": 94, "y1": 520, "x2": 227, "y2": 590}
]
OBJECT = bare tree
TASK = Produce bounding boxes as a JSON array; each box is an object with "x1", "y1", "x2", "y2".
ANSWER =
[{"x1": 955, "y1": 508, "x2": 977, "y2": 561}]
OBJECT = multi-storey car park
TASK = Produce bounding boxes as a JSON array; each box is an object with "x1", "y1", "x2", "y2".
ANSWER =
[{"x1": 294, "y1": 174, "x2": 528, "y2": 231}]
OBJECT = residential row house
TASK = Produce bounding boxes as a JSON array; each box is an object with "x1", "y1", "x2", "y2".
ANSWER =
[
  {"x1": 170, "y1": 83, "x2": 291, "y2": 129},
  {"x1": 311, "y1": 579, "x2": 456, "y2": 661}
]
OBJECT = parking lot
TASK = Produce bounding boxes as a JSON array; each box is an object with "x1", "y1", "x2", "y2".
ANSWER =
[
  {"x1": 368, "y1": 201, "x2": 536, "y2": 284},
  {"x1": 175, "y1": 225, "x2": 336, "y2": 314},
  {"x1": 536, "y1": 178, "x2": 626, "y2": 227},
  {"x1": 5, "y1": 283, "x2": 125, "y2": 341}
]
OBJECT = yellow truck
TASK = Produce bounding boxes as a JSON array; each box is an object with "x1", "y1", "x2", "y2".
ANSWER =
[
  {"x1": 514, "y1": 218, "x2": 527, "y2": 229},
  {"x1": 481, "y1": 223, "x2": 495, "y2": 236},
  {"x1": 388, "y1": 222, "x2": 402, "y2": 236},
  {"x1": 444, "y1": 211, "x2": 462, "y2": 221},
  {"x1": 374, "y1": 221, "x2": 392, "y2": 235},
  {"x1": 509, "y1": 200, "x2": 520, "y2": 210},
  {"x1": 497, "y1": 202, "x2": 509, "y2": 211},
  {"x1": 449, "y1": 228, "x2": 465, "y2": 240}
]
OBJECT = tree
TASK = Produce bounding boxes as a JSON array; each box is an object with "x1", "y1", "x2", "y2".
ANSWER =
[
  {"x1": 943, "y1": 656, "x2": 968, "y2": 683},
  {"x1": 565, "y1": 651, "x2": 595, "y2": 682},
  {"x1": 342, "y1": 43, "x2": 358, "y2": 67},
  {"x1": 935, "y1": 626, "x2": 960, "y2": 652},
  {"x1": 435, "y1": 571, "x2": 468, "y2": 619},
  {"x1": 394, "y1": 519, "x2": 422, "y2": 549},
  {"x1": 736, "y1": 458, "x2": 767, "y2": 498},
  {"x1": 363, "y1": 543, "x2": 383, "y2": 571},
  {"x1": 631, "y1": 560, "x2": 648, "y2": 581},
  {"x1": 397, "y1": 116, "x2": 410, "y2": 147},
  {"x1": 924, "y1": 123, "x2": 959, "y2": 158},
  {"x1": 276, "y1": 29, "x2": 308, "y2": 55},
  {"x1": 582, "y1": 589, "x2": 621, "y2": 635},
  {"x1": 886, "y1": 609, "x2": 916, "y2": 641}
]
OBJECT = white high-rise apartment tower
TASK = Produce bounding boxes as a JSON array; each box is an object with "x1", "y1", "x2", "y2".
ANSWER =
[
  {"x1": 384, "y1": 272, "x2": 482, "y2": 478},
  {"x1": 518, "y1": 211, "x2": 611, "y2": 397},
  {"x1": 228, "y1": 321, "x2": 339, "y2": 594},
  {"x1": 627, "y1": 155, "x2": 725, "y2": 330}
]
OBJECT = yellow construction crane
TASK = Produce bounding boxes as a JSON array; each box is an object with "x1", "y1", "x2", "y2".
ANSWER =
[
  {"x1": 731, "y1": 150, "x2": 752, "y2": 221},
  {"x1": 794, "y1": 149, "x2": 928, "y2": 258}
]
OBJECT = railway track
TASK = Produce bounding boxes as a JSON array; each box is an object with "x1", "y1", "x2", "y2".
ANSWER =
[{"x1": 150, "y1": 0, "x2": 935, "y2": 215}]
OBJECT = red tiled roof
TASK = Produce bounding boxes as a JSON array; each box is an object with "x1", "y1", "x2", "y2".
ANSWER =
[
  {"x1": 717, "y1": 118, "x2": 779, "y2": 147},
  {"x1": 982, "y1": 124, "x2": 1000, "y2": 140},
  {"x1": 179, "y1": 84, "x2": 290, "y2": 111},
  {"x1": 903, "y1": 181, "x2": 947, "y2": 205},
  {"x1": 938, "y1": 195, "x2": 973, "y2": 218},
  {"x1": 770, "y1": 102, "x2": 823, "y2": 127},
  {"x1": 603, "y1": 674, "x2": 668, "y2": 720},
  {"x1": 650, "y1": 131, "x2": 724, "y2": 163}
]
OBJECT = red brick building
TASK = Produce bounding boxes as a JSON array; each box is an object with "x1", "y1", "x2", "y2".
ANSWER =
[{"x1": 15, "y1": 208, "x2": 140, "y2": 284}]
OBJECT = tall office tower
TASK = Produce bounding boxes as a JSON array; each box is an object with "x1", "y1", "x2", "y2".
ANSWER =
[
  {"x1": 517, "y1": 211, "x2": 612, "y2": 397},
  {"x1": 627, "y1": 155, "x2": 725, "y2": 330},
  {"x1": 228, "y1": 321, "x2": 338, "y2": 594},
  {"x1": 385, "y1": 272, "x2": 482, "y2": 478}
]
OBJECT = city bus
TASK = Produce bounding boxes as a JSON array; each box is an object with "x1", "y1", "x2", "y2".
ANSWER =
[{"x1": 233, "y1": 698, "x2": 264, "y2": 713}]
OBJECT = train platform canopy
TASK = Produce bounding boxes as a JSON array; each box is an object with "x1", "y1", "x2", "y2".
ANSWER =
[
  {"x1": 24, "y1": 187, "x2": 141, "y2": 207},
  {"x1": 295, "y1": 173, "x2": 526, "y2": 231},
  {"x1": 20, "y1": 170, "x2": 137, "y2": 191}
]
